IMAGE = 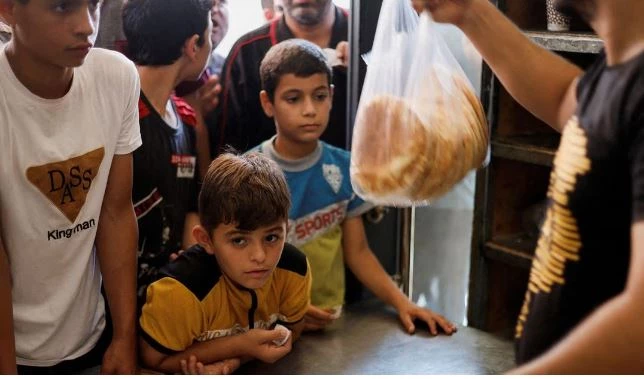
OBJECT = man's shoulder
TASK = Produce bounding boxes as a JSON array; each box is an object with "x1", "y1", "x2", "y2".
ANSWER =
[
  {"x1": 228, "y1": 22, "x2": 273, "y2": 60},
  {"x1": 275, "y1": 243, "x2": 308, "y2": 277},
  {"x1": 157, "y1": 245, "x2": 223, "y2": 301},
  {"x1": 238, "y1": 22, "x2": 273, "y2": 41}
]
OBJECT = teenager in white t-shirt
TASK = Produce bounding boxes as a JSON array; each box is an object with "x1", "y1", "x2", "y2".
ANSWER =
[{"x1": 0, "y1": 0, "x2": 141, "y2": 374}]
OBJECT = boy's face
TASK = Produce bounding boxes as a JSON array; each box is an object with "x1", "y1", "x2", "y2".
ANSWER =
[
  {"x1": 4, "y1": 0, "x2": 100, "y2": 68},
  {"x1": 206, "y1": 221, "x2": 287, "y2": 289},
  {"x1": 263, "y1": 73, "x2": 332, "y2": 145}
]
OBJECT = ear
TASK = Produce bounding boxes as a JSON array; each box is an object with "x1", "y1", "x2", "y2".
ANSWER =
[
  {"x1": 260, "y1": 90, "x2": 275, "y2": 118},
  {"x1": 193, "y1": 225, "x2": 216, "y2": 254},
  {"x1": 183, "y1": 34, "x2": 202, "y2": 61},
  {"x1": 329, "y1": 84, "x2": 335, "y2": 108},
  {"x1": 263, "y1": 8, "x2": 275, "y2": 22}
]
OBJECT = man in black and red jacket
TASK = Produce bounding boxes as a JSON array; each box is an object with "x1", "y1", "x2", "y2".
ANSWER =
[{"x1": 214, "y1": 0, "x2": 349, "y2": 154}]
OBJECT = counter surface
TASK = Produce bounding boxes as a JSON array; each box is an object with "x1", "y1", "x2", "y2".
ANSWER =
[{"x1": 238, "y1": 300, "x2": 516, "y2": 375}]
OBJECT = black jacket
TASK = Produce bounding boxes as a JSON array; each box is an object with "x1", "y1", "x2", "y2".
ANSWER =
[{"x1": 213, "y1": 7, "x2": 349, "y2": 154}]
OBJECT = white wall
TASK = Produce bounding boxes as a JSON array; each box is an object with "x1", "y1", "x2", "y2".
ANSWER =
[{"x1": 216, "y1": 0, "x2": 351, "y2": 56}]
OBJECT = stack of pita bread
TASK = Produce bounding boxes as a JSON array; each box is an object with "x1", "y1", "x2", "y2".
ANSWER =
[{"x1": 351, "y1": 66, "x2": 488, "y2": 204}]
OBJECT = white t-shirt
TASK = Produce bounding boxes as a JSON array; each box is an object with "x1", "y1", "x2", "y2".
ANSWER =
[{"x1": 0, "y1": 47, "x2": 142, "y2": 366}]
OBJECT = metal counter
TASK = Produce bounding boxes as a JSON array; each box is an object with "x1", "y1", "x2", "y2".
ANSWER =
[{"x1": 239, "y1": 300, "x2": 516, "y2": 375}]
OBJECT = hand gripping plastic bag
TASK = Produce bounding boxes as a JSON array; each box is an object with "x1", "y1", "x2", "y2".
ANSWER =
[{"x1": 350, "y1": 0, "x2": 489, "y2": 206}]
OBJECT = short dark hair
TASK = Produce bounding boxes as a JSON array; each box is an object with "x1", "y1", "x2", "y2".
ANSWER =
[
  {"x1": 122, "y1": 0, "x2": 211, "y2": 66},
  {"x1": 199, "y1": 152, "x2": 291, "y2": 233},
  {"x1": 261, "y1": 0, "x2": 273, "y2": 9},
  {"x1": 260, "y1": 39, "x2": 332, "y2": 102}
]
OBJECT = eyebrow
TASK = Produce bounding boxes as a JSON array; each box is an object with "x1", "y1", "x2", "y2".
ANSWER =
[
  {"x1": 282, "y1": 86, "x2": 329, "y2": 94},
  {"x1": 281, "y1": 88, "x2": 303, "y2": 95},
  {"x1": 223, "y1": 226, "x2": 283, "y2": 237},
  {"x1": 224, "y1": 230, "x2": 248, "y2": 237}
]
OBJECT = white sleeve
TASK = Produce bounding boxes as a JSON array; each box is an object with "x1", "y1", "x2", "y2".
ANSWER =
[{"x1": 115, "y1": 59, "x2": 142, "y2": 155}]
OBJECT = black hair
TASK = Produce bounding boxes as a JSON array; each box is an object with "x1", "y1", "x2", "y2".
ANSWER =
[
  {"x1": 260, "y1": 39, "x2": 333, "y2": 102},
  {"x1": 122, "y1": 0, "x2": 212, "y2": 66}
]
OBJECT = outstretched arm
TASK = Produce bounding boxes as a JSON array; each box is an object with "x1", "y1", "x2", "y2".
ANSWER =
[
  {"x1": 425, "y1": 0, "x2": 582, "y2": 131},
  {"x1": 342, "y1": 216, "x2": 456, "y2": 335}
]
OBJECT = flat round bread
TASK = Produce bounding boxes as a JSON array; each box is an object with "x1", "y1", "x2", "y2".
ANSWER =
[
  {"x1": 352, "y1": 94, "x2": 432, "y2": 200},
  {"x1": 351, "y1": 67, "x2": 488, "y2": 203}
]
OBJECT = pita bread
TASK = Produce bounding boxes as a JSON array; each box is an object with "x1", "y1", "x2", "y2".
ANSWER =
[{"x1": 351, "y1": 67, "x2": 488, "y2": 203}]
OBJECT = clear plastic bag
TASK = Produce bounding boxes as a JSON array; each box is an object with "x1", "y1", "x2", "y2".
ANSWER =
[{"x1": 350, "y1": 0, "x2": 489, "y2": 206}]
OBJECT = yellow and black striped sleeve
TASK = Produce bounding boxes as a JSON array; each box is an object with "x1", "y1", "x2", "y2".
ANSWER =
[{"x1": 139, "y1": 277, "x2": 205, "y2": 354}]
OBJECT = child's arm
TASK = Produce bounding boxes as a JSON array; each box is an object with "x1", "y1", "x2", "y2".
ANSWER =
[
  {"x1": 95, "y1": 154, "x2": 138, "y2": 374},
  {"x1": 180, "y1": 355, "x2": 242, "y2": 375},
  {"x1": 304, "y1": 305, "x2": 336, "y2": 331},
  {"x1": 288, "y1": 320, "x2": 306, "y2": 342},
  {"x1": 176, "y1": 322, "x2": 302, "y2": 375},
  {"x1": 0, "y1": 221, "x2": 17, "y2": 374},
  {"x1": 140, "y1": 328, "x2": 291, "y2": 374},
  {"x1": 342, "y1": 216, "x2": 457, "y2": 335}
]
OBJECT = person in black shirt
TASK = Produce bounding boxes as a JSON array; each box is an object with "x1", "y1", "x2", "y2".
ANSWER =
[
  {"x1": 214, "y1": 0, "x2": 349, "y2": 154},
  {"x1": 122, "y1": 0, "x2": 213, "y2": 305},
  {"x1": 424, "y1": 0, "x2": 644, "y2": 373}
]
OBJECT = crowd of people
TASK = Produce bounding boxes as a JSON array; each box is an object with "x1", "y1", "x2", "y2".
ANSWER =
[{"x1": 0, "y1": 0, "x2": 642, "y2": 374}]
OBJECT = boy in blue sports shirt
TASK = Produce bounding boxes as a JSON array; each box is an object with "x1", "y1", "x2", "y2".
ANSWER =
[{"x1": 254, "y1": 39, "x2": 457, "y2": 335}]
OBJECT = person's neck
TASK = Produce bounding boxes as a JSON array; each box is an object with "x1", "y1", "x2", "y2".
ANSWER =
[
  {"x1": 592, "y1": 1, "x2": 644, "y2": 66},
  {"x1": 284, "y1": 5, "x2": 336, "y2": 48},
  {"x1": 4, "y1": 40, "x2": 74, "y2": 99},
  {"x1": 137, "y1": 64, "x2": 183, "y2": 117},
  {"x1": 273, "y1": 135, "x2": 318, "y2": 160}
]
